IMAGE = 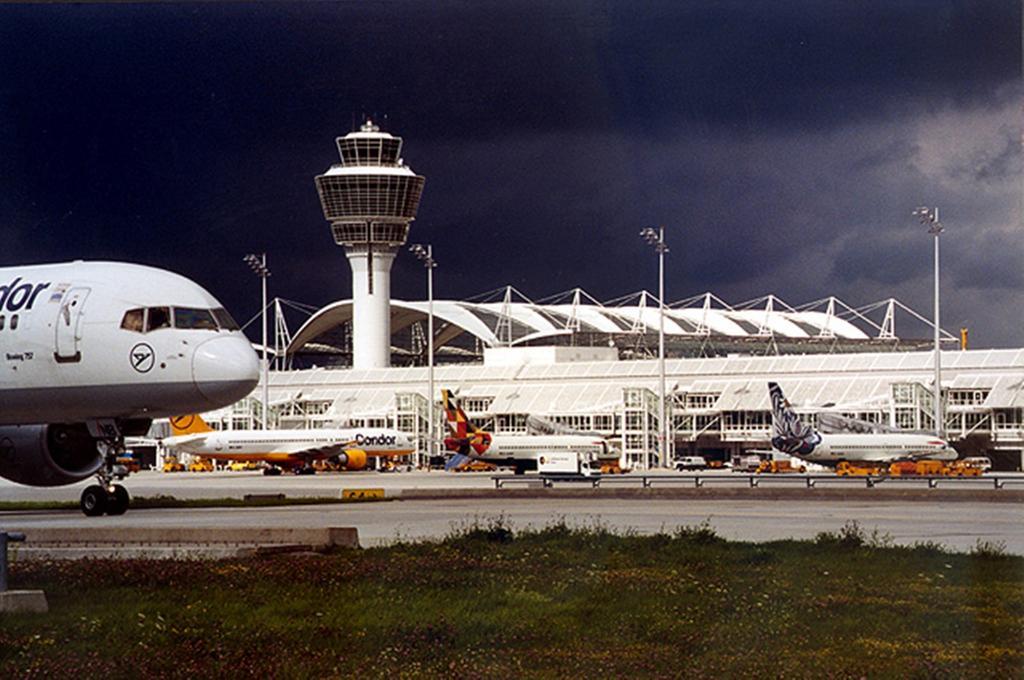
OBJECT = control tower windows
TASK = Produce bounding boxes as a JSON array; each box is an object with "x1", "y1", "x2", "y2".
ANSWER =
[
  {"x1": 315, "y1": 175, "x2": 425, "y2": 220},
  {"x1": 337, "y1": 138, "x2": 402, "y2": 166}
]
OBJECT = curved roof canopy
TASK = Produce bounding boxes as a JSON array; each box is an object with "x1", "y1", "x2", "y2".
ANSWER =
[{"x1": 287, "y1": 290, "x2": 936, "y2": 356}]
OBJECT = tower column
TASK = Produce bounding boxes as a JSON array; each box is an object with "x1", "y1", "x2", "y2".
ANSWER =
[{"x1": 347, "y1": 247, "x2": 396, "y2": 369}]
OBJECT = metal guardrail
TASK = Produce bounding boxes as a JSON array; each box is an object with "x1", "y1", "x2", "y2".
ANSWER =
[{"x1": 492, "y1": 473, "x2": 1021, "y2": 490}]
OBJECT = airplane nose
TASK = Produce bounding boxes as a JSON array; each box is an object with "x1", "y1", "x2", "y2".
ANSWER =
[{"x1": 192, "y1": 335, "x2": 260, "y2": 408}]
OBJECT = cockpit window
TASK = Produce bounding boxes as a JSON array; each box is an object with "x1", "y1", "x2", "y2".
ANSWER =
[
  {"x1": 121, "y1": 308, "x2": 145, "y2": 332},
  {"x1": 173, "y1": 307, "x2": 218, "y2": 331},
  {"x1": 212, "y1": 307, "x2": 240, "y2": 331},
  {"x1": 146, "y1": 307, "x2": 171, "y2": 332}
]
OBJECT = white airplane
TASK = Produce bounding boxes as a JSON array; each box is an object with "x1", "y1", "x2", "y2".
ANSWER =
[
  {"x1": 768, "y1": 382, "x2": 956, "y2": 465},
  {"x1": 441, "y1": 389, "x2": 611, "y2": 474},
  {"x1": 163, "y1": 414, "x2": 416, "y2": 473},
  {"x1": 0, "y1": 260, "x2": 260, "y2": 515}
]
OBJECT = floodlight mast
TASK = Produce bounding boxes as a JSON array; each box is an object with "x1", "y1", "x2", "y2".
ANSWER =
[
  {"x1": 913, "y1": 206, "x2": 944, "y2": 437},
  {"x1": 244, "y1": 253, "x2": 271, "y2": 430},
  {"x1": 640, "y1": 226, "x2": 670, "y2": 469},
  {"x1": 409, "y1": 243, "x2": 437, "y2": 467}
]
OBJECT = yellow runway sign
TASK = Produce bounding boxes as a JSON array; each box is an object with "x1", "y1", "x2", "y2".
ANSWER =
[{"x1": 341, "y1": 488, "x2": 385, "y2": 501}]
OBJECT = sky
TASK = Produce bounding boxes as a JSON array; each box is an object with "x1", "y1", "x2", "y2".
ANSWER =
[{"x1": 0, "y1": 1, "x2": 1020, "y2": 346}]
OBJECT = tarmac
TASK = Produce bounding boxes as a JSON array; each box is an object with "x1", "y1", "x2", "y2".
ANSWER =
[{"x1": 1, "y1": 470, "x2": 1022, "y2": 557}]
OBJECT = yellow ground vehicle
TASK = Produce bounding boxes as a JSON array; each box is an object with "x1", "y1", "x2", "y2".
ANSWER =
[
  {"x1": 116, "y1": 453, "x2": 141, "y2": 474},
  {"x1": 756, "y1": 460, "x2": 806, "y2": 474},
  {"x1": 188, "y1": 458, "x2": 214, "y2": 472},
  {"x1": 162, "y1": 455, "x2": 185, "y2": 473},
  {"x1": 889, "y1": 460, "x2": 946, "y2": 476},
  {"x1": 944, "y1": 461, "x2": 983, "y2": 477},
  {"x1": 835, "y1": 461, "x2": 887, "y2": 476},
  {"x1": 228, "y1": 461, "x2": 261, "y2": 471},
  {"x1": 452, "y1": 460, "x2": 498, "y2": 472}
]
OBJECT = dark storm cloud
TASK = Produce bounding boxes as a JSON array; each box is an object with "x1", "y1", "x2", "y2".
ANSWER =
[
  {"x1": 831, "y1": 231, "x2": 933, "y2": 286},
  {"x1": 0, "y1": 1, "x2": 1019, "y2": 345}
]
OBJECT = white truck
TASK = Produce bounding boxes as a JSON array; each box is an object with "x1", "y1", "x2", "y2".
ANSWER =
[{"x1": 537, "y1": 451, "x2": 599, "y2": 477}]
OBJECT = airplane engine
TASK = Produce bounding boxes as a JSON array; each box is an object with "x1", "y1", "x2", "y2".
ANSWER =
[
  {"x1": 339, "y1": 449, "x2": 368, "y2": 471},
  {"x1": 0, "y1": 424, "x2": 103, "y2": 487}
]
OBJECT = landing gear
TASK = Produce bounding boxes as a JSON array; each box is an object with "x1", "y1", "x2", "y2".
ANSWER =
[
  {"x1": 80, "y1": 420, "x2": 134, "y2": 517},
  {"x1": 106, "y1": 485, "x2": 130, "y2": 515},
  {"x1": 80, "y1": 485, "x2": 108, "y2": 516},
  {"x1": 296, "y1": 465, "x2": 317, "y2": 476},
  {"x1": 79, "y1": 483, "x2": 130, "y2": 516},
  {"x1": 263, "y1": 466, "x2": 283, "y2": 476}
]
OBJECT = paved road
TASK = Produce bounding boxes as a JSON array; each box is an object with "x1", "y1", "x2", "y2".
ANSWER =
[
  {"x1": 3, "y1": 471, "x2": 1021, "y2": 555},
  {"x1": 3, "y1": 496, "x2": 1022, "y2": 555},
  {"x1": 3, "y1": 469, "x2": 1022, "y2": 501}
]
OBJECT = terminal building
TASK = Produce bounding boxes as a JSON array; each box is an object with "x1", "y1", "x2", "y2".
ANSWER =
[{"x1": 192, "y1": 122, "x2": 1024, "y2": 472}]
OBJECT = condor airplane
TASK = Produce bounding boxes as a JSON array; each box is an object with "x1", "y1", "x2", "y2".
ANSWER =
[
  {"x1": 441, "y1": 389, "x2": 611, "y2": 474},
  {"x1": 0, "y1": 261, "x2": 259, "y2": 515},
  {"x1": 769, "y1": 382, "x2": 956, "y2": 465},
  {"x1": 164, "y1": 414, "x2": 415, "y2": 473}
]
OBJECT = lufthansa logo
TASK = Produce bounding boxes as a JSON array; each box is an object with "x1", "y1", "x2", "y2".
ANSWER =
[
  {"x1": 130, "y1": 343, "x2": 155, "y2": 373},
  {"x1": 171, "y1": 415, "x2": 195, "y2": 430}
]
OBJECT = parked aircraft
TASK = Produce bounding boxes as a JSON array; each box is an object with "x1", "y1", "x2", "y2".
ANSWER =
[
  {"x1": 768, "y1": 382, "x2": 956, "y2": 464},
  {"x1": 164, "y1": 414, "x2": 415, "y2": 473},
  {"x1": 441, "y1": 389, "x2": 610, "y2": 473},
  {"x1": 0, "y1": 261, "x2": 259, "y2": 515}
]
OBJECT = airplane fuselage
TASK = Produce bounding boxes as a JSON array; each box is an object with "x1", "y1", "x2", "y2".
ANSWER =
[
  {"x1": 0, "y1": 261, "x2": 259, "y2": 424},
  {"x1": 165, "y1": 427, "x2": 415, "y2": 463},
  {"x1": 785, "y1": 432, "x2": 956, "y2": 464},
  {"x1": 473, "y1": 434, "x2": 611, "y2": 465}
]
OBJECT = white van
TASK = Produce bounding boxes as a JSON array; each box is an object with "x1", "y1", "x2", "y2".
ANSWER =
[
  {"x1": 538, "y1": 451, "x2": 598, "y2": 477},
  {"x1": 961, "y1": 456, "x2": 992, "y2": 472},
  {"x1": 674, "y1": 456, "x2": 708, "y2": 471}
]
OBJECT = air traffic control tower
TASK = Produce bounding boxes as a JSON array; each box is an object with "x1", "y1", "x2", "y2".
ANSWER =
[{"x1": 314, "y1": 120, "x2": 426, "y2": 368}]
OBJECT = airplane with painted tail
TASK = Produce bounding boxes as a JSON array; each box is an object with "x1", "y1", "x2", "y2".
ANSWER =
[
  {"x1": 164, "y1": 414, "x2": 415, "y2": 474},
  {"x1": 768, "y1": 382, "x2": 956, "y2": 464},
  {"x1": 0, "y1": 260, "x2": 260, "y2": 515},
  {"x1": 441, "y1": 389, "x2": 610, "y2": 474}
]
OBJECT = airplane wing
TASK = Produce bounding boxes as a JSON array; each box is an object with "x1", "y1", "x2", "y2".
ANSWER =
[
  {"x1": 289, "y1": 442, "x2": 353, "y2": 461},
  {"x1": 162, "y1": 434, "x2": 209, "y2": 449}
]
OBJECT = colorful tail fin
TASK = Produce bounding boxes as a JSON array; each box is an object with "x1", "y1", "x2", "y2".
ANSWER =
[
  {"x1": 169, "y1": 414, "x2": 213, "y2": 436},
  {"x1": 440, "y1": 389, "x2": 492, "y2": 462},
  {"x1": 441, "y1": 390, "x2": 481, "y2": 437},
  {"x1": 768, "y1": 383, "x2": 820, "y2": 456}
]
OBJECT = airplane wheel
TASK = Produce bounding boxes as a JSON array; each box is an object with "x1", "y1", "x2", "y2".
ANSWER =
[
  {"x1": 80, "y1": 485, "x2": 108, "y2": 517},
  {"x1": 106, "y1": 485, "x2": 130, "y2": 516},
  {"x1": 297, "y1": 466, "x2": 316, "y2": 476},
  {"x1": 263, "y1": 467, "x2": 282, "y2": 476}
]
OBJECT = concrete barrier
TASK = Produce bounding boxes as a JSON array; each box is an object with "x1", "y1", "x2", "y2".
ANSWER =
[{"x1": 15, "y1": 527, "x2": 359, "y2": 550}]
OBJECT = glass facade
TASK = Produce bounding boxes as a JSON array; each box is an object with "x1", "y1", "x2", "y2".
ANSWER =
[
  {"x1": 336, "y1": 137, "x2": 403, "y2": 166},
  {"x1": 316, "y1": 174, "x2": 425, "y2": 222}
]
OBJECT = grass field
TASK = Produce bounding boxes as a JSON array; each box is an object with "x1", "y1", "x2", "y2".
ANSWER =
[{"x1": 2, "y1": 520, "x2": 1021, "y2": 678}]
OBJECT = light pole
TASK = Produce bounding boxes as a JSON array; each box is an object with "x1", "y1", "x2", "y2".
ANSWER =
[
  {"x1": 640, "y1": 226, "x2": 669, "y2": 469},
  {"x1": 244, "y1": 253, "x2": 271, "y2": 430},
  {"x1": 409, "y1": 243, "x2": 436, "y2": 467},
  {"x1": 913, "y1": 207, "x2": 943, "y2": 437}
]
